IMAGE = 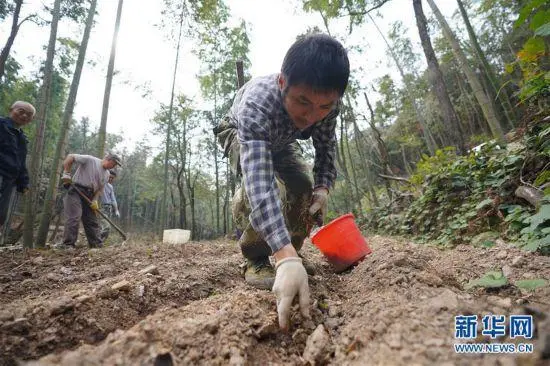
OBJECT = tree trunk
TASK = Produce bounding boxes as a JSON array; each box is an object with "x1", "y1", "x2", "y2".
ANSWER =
[
  {"x1": 425, "y1": 0, "x2": 505, "y2": 144},
  {"x1": 0, "y1": 0, "x2": 23, "y2": 80},
  {"x1": 176, "y1": 167, "x2": 186, "y2": 229},
  {"x1": 97, "y1": 0, "x2": 124, "y2": 157},
  {"x1": 213, "y1": 72, "x2": 220, "y2": 236},
  {"x1": 223, "y1": 161, "x2": 230, "y2": 235},
  {"x1": 35, "y1": 0, "x2": 98, "y2": 248},
  {"x1": 364, "y1": 92, "x2": 392, "y2": 201},
  {"x1": 367, "y1": 13, "x2": 437, "y2": 155},
  {"x1": 337, "y1": 117, "x2": 353, "y2": 212},
  {"x1": 343, "y1": 119, "x2": 363, "y2": 216},
  {"x1": 401, "y1": 145, "x2": 413, "y2": 176},
  {"x1": 214, "y1": 140, "x2": 220, "y2": 235},
  {"x1": 22, "y1": 0, "x2": 61, "y2": 248},
  {"x1": 456, "y1": 0, "x2": 516, "y2": 129},
  {"x1": 413, "y1": 0, "x2": 466, "y2": 154},
  {"x1": 159, "y1": 7, "x2": 184, "y2": 235}
]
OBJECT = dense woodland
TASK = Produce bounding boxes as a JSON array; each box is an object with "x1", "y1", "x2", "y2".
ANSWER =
[{"x1": 0, "y1": 0, "x2": 548, "y2": 253}]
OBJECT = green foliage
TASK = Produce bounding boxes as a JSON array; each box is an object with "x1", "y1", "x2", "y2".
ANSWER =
[
  {"x1": 0, "y1": 0, "x2": 14, "y2": 21},
  {"x1": 366, "y1": 119, "x2": 550, "y2": 254},
  {"x1": 465, "y1": 270, "x2": 508, "y2": 290},
  {"x1": 58, "y1": 0, "x2": 89, "y2": 23},
  {"x1": 465, "y1": 271, "x2": 548, "y2": 290},
  {"x1": 507, "y1": 0, "x2": 550, "y2": 103},
  {"x1": 410, "y1": 147, "x2": 457, "y2": 185},
  {"x1": 0, "y1": 58, "x2": 40, "y2": 113},
  {"x1": 514, "y1": 278, "x2": 548, "y2": 289}
]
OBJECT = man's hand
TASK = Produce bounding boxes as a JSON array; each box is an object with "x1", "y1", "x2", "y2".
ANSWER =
[
  {"x1": 114, "y1": 210, "x2": 120, "y2": 218},
  {"x1": 273, "y1": 256, "x2": 310, "y2": 330},
  {"x1": 90, "y1": 200, "x2": 99, "y2": 212},
  {"x1": 61, "y1": 172, "x2": 72, "y2": 188},
  {"x1": 309, "y1": 187, "x2": 329, "y2": 223}
]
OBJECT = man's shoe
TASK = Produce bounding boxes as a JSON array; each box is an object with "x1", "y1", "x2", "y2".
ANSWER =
[
  {"x1": 52, "y1": 243, "x2": 75, "y2": 251},
  {"x1": 244, "y1": 258, "x2": 275, "y2": 290}
]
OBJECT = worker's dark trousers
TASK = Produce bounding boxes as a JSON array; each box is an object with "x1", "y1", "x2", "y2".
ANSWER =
[
  {"x1": 62, "y1": 187, "x2": 103, "y2": 248},
  {"x1": 215, "y1": 116, "x2": 314, "y2": 262},
  {"x1": 0, "y1": 176, "x2": 15, "y2": 227}
]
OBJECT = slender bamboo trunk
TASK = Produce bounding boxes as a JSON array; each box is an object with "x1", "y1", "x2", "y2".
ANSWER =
[
  {"x1": 0, "y1": 0, "x2": 23, "y2": 80},
  {"x1": 343, "y1": 110, "x2": 363, "y2": 216},
  {"x1": 413, "y1": 0, "x2": 466, "y2": 154},
  {"x1": 159, "y1": 7, "x2": 184, "y2": 235},
  {"x1": 22, "y1": 0, "x2": 61, "y2": 248},
  {"x1": 364, "y1": 92, "x2": 393, "y2": 201},
  {"x1": 456, "y1": 0, "x2": 516, "y2": 129},
  {"x1": 97, "y1": 0, "x2": 124, "y2": 157},
  {"x1": 368, "y1": 13, "x2": 437, "y2": 155},
  {"x1": 35, "y1": 0, "x2": 98, "y2": 248},
  {"x1": 426, "y1": 0, "x2": 505, "y2": 144}
]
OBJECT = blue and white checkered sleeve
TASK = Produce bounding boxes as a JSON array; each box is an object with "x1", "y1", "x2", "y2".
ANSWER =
[
  {"x1": 312, "y1": 116, "x2": 338, "y2": 190},
  {"x1": 238, "y1": 104, "x2": 290, "y2": 253}
]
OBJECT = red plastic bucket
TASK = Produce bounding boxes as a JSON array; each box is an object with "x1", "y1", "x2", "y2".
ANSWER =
[{"x1": 311, "y1": 213, "x2": 372, "y2": 273}]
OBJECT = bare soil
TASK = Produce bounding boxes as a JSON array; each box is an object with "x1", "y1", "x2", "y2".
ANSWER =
[{"x1": 0, "y1": 234, "x2": 549, "y2": 365}]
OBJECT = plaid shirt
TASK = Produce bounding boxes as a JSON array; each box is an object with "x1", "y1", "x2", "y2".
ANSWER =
[{"x1": 229, "y1": 74, "x2": 339, "y2": 253}]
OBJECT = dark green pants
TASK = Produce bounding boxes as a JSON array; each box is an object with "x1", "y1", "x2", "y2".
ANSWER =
[{"x1": 216, "y1": 117, "x2": 314, "y2": 261}]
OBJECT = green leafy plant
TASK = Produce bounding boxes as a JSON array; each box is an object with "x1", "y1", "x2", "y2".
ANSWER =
[
  {"x1": 365, "y1": 120, "x2": 550, "y2": 254},
  {"x1": 507, "y1": 0, "x2": 550, "y2": 103},
  {"x1": 465, "y1": 270, "x2": 508, "y2": 290},
  {"x1": 514, "y1": 278, "x2": 548, "y2": 290}
]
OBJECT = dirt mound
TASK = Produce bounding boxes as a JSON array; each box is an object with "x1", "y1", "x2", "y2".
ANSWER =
[{"x1": 1, "y1": 236, "x2": 549, "y2": 365}]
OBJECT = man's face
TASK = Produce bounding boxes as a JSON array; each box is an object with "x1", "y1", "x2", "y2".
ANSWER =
[
  {"x1": 278, "y1": 75, "x2": 340, "y2": 130},
  {"x1": 9, "y1": 104, "x2": 35, "y2": 127},
  {"x1": 103, "y1": 159, "x2": 117, "y2": 170}
]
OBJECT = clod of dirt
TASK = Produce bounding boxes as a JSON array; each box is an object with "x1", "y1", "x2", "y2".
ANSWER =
[
  {"x1": 49, "y1": 296, "x2": 75, "y2": 316},
  {"x1": 59, "y1": 267, "x2": 72, "y2": 275},
  {"x1": 75, "y1": 294, "x2": 93, "y2": 305},
  {"x1": 254, "y1": 321, "x2": 278, "y2": 339},
  {"x1": 139, "y1": 265, "x2": 159, "y2": 276},
  {"x1": 425, "y1": 289, "x2": 458, "y2": 312},
  {"x1": 511, "y1": 255, "x2": 525, "y2": 267},
  {"x1": 415, "y1": 271, "x2": 443, "y2": 287},
  {"x1": 111, "y1": 280, "x2": 131, "y2": 291},
  {"x1": 303, "y1": 324, "x2": 330, "y2": 365},
  {"x1": 1, "y1": 317, "x2": 29, "y2": 334},
  {"x1": 486, "y1": 295, "x2": 512, "y2": 309},
  {"x1": 0, "y1": 311, "x2": 14, "y2": 322},
  {"x1": 324, "y1": 317, "x2": 342, "y2": 330},
  {"x1": 502, "y1": 264, "x2": 513, "y2": 278}
]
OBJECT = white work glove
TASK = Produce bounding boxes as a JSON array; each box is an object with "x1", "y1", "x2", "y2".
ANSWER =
[
  {"x1": 114, "y1": 210, "x2": 120, "y2": 218},
  {"x1": 272, "y1": 257, "x2": 310, "y2": 330},
  {"x1": 309, "y1": 187, "x2": 329, "y2": 222}
]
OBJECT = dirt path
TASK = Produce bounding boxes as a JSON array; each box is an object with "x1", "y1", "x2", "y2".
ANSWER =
[{"x1": 0, "y1": 235, "x2": 548, "y2": 365}]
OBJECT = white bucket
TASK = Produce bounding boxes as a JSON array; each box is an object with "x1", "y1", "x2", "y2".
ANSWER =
[{"x1": 162, "y1": 229, "x2": 191, "y2": 245}]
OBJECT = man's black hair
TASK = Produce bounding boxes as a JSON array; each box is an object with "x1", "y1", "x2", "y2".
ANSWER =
[{"x1": 281, "y1": 33, "x2": 350, "y2": 96}]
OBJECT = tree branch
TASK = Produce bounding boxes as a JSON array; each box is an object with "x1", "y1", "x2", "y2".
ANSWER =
[
  {"x1": 378, "y1": 173, "x2": 412, "y2": 184},
  {"x1": 339, "y1": 0, "x2": 391, "y2": 18},
  {"x1": 17, "y1": 14, "x2": 36, "y2": 29}
]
